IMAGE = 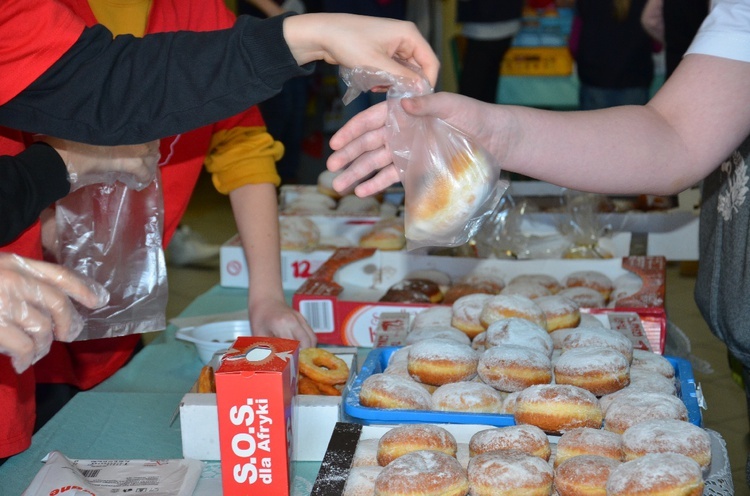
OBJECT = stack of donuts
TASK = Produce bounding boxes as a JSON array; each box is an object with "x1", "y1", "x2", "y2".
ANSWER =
[
  {"x1": 340, "y1": 422, "x2": 709, "y2": 496},
  {"x1": 375, "y1": 267, "x2": 643, "y2": 309}
]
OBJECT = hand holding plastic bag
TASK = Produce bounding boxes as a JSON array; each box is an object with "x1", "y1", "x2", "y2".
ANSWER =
[
  {"x1": 340, "y1": 61, "x2": 508, "y2": 249},
  {"x1": 0, "y1": 253, "x2": 109, "y2": 373},
  {"x1": 39, "y1": 137, "x2": 160, "y2": 191}
]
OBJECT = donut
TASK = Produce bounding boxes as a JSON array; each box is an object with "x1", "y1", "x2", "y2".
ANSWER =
[
  {"x1": 534, "y1": 295, "x2": 581, "y2": 332},
  {"x1": 343, "y1": 466, "x2": 383, "y2": 496},
  {"x1": 509, "y1": 274, "x2": 563, "y2": 294},
  {"x1": 337, "y1": 194, "x2": 380, "y2": 215},
  {"x1": 554, "y1": 455, "x2": 620, "y2": 496},
  {"x1": 450, "y1": 293, "x2": 493, "y2": 339},
  {"x1": 603, "y1": 391, "x2": 688, "y2": 435},
  {"x1": 621, "y1": 419, "x2": 712, "y2": 469},
  {"x1": 563, "y1": 270, "x2": 614, "y2": 301},
  {"x1": 405, "y1": 326, "x2": 472, "y2": 346},
  {"x1": 477, "y1": 344, "x2": 552, "y2": 392},
  {"x1": 479, "y1": 294, "x2": 547, "y2": 329},
  {"x1": 359, "y1": 373, "x2": 432, "y2": 410},
  {"x1": 382, "y1": 361, "x2": 437, "y2": 393},
  {"x1": 630, "y1": 349, "x2": 675, "y2": 379},
  {"x1": 471, "y1": 331, "x2": 487, "y2": 352},
  {"x1": 316, "y1": 169, "x2": 349, "y2": 199},
  {"x1": 561, "y1": 327, "x2": 634, "y2": 362},
  {"x1": 373, "y1": 450, "x2": 469, "y2": 496},
  {"x1": 502, "y1": 390, "x2": 520, "y2": 414},
  {"x1": 359, "y1": 224, "x2": 406, "y2": 251},
  {"x1": 579, "y1": 313, "x2": 606, "y2": 327},
  {"x1": 279, "y1": 216, "x2": 320, "y2": 250},
  {"x1": 462, "y1": 267, "x2": 506, "y2": 290},
  {"x1": 468, "y1": 424, "x2": 551, "y2": 460},
  {"x1": 553, "y1": 346, "x2": 630, "y2": 396},
  {"x1": 467, "y1": 450, "x2": 554, "y2": 496},
  {"x1": 392, "y1": 278, "x2": 443, "y2": 303},
  {"x1": 554, "y1": 427, "x2": 623, "y2": 468},
  {"x1": 598, "y1": 387, "x2": 644, "y2": 415},
  {"x1": 379, "y1": 288, "x2": 431, "y2": 303},
  {"x1": 407, "y1": 338, "x2": 478, "y2": 386},
  {"x1": 387, "y1": 345, "x2": 411, "y2": 368},
  {"x1": 443, "y1": 284, "x2": 499, "y2": 305},
  {"x1": 377, "y1": 424, "x2": 457, "y2": 466},
  {"x1": 627, "y1": 368, "x2": 676, "y2": 395},
  {"x1": 485, "y1": 317, "x2": 554, "y2": 357},
  {"x1": 299, "y1": 347, "x2": 350, "y2": 385},
  {"x1": 558, "y1": 286, "x2": 606, "y2": 308},
  {"x1": 351, "y1": 438, "x2": 380, "y2": 467},
  {"x1": 406, "y1": 269, "x2": 452, "y2": 294},
  {"x1": 197, "y1": 365, "x2": 216, "y2": 394},
  {"x1": 606, "y1": 453, "x2": 704, "y2": 496},
  {"x1": 609, "y1": 273, "x2": 643, "y2": 306},
  {"x1": 500, "y1": 281, "x2": 551, "y2": 300},
  {"x1": 549, "y1": 328, "x2": 580, "y2": 350},
  {"x1": 514, "y1": 384, "x2": 603, "y2": 434},
  {"x1": 283, "y1": 191, "x2": 337, "y2": 214},
  {"x1": 412, "y1": 305, "x2": 454, "y2": 330},
  {"x1": 431, "y1": 381, "x2": 505, "y2": 413}
]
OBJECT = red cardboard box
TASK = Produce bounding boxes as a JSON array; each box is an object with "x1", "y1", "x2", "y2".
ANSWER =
[
  {"x1": 293, "y1": 248, "x2": 667, "y2": 352},
  {"x1": 215, "y1": 337, "x2": 299, "y2": 496}
]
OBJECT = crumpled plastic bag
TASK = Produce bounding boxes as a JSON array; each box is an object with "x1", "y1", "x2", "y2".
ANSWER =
[{"x1": 341, "y1": 61, "x2": 509, "y2": 250}]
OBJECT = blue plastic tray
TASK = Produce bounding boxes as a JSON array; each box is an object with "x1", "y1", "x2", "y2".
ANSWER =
[{"x1": 343, "y1": 347, "x2": 703, "y2": 428}]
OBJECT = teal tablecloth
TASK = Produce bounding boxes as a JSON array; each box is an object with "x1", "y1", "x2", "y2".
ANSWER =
[{"x1": 0, "y1": 285, "x2": 323, "y2": 495}]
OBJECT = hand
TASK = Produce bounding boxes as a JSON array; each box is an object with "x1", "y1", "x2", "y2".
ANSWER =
[
  {"x1": 328, "y1": 92, "x2": 498, "y2": 197},
  {"x1": 248, "y1": 298, "x2": 317, "y2": 349},
  {"x1": 283, "y1": 13, "x2": 440, "y2": 88},
  {"x1": 39, "y1": 137, "x2": 160, "y2": 191},
  {"x1": 0, "y1": 253, "x2": 109, "y2": 373}
]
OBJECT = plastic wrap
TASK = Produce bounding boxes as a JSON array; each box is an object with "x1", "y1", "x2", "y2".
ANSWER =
[
  {"x1": 51, "y1": 173, "x2": 168, "y2": 340},
  {"x1": 341, "y1": 62, "x2": 508, "y2": 250}
]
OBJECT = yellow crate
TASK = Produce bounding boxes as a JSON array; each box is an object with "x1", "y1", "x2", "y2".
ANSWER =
[{"x1": 501, "y1": 46, "x2": 573, "y2": 77}]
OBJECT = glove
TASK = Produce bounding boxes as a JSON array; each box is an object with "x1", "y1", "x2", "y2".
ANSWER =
[
  {"x1": 0, "y1": 253, "x2": 109, "y2": 373},
  {"x1": 39, "y1": 137, "x2": 160, "y2": 191}
]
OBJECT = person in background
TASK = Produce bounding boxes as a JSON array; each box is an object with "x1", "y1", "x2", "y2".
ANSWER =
[
  {"x1": 455, "y1": 0, "x2": 524, "y2": 104},
  {"x1": 327, "y1": 0, "x2": 750, "y2": 483},
  {"x1": 574, "y1": 0, "x2": 654, "y2": 110}
]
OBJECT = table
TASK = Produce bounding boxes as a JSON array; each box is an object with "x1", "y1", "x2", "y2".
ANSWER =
[{"x1": 0, "y1": 285, "x2": 323, "y2": 495}]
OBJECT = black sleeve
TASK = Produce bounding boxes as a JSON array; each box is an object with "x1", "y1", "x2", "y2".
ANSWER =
[
  {"x1": 0, "y1": 143, "x2": 70, "y2": 246},
  {"x1": 0, "y1": 14, "x2": 314, "y2": 146}
]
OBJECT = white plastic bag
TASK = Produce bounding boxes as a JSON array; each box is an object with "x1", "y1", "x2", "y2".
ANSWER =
[{"x1": 341, "y1": 61, "x2": 509, "y2": 250}]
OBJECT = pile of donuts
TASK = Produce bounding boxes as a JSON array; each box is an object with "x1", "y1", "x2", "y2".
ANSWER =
[
  {"x1": 340, "y1": 421, "x2": 710, "y2": 495},
  {"x1": 376, "y1": 266, "x2": 642, "y2": 308},
  {"x1": 297, "y1": 348, "x2": 350, "y2": 396},
  {"x1": 279, "y1": 215, "x2": 406, "y2": 252}
]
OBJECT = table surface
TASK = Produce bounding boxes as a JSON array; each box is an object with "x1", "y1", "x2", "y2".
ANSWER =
[{"x1": 1, "y1": 285, "x2": 324, "y2": 495}]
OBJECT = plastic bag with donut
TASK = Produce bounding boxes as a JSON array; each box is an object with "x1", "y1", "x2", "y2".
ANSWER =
[{"x1": 340, "y1": 60, "x2": 509, "y2": 250}]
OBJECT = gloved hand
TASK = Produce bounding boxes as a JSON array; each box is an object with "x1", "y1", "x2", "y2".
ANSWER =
[
  {"x1": 39, "y1": 137, "x2": 161, "y2": 191},
  {"x1": 0, "y1": 253, "x2": 109, "y2": 373}
]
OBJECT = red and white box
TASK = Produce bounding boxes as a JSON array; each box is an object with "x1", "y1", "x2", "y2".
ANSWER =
[
  {"x1": 215, "y1": 337, "x2": 299, "y2": 496},
  {"x1": 293, "y1": 248, "x2": 667, "y2": 352}
]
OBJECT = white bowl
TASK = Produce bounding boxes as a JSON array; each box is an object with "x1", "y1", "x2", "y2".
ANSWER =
[{"x1": 175, "y1": 320, "x2": 252, "y2": 364}]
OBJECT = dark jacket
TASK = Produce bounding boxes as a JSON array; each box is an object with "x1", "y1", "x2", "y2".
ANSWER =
[{"x1": 456, "y1": 0, "x2": 523, "y2": 23}]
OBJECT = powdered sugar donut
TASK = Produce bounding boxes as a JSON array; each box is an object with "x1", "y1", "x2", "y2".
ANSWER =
[
  {"x1": 534, "y1": 295, "x2": 581, "y2": 332},
  {"x1": 351, "y1": 438, "x2": 380, "y2": 467},
  {"x1": 628, "y1": 368, "x2": 677, "y2": 395},
  {"x1": 554, "y1": 455, "x2": 620, "y2": 496},
  {"x1": 554, "y1": 346, "x2": 630, "y2": 396},
  {"x1": 484, "y1": 317, "x2": 554, "y2": 358},
  {"x1": 630, "y1": 349, "x2": 675, "y2": 378},
  {"x1": 502, "y1": 390, "x2": 520, "y2": 414},
  {"x1": 561, "y1": 327, "x2": 634, "y2": 362},
  {"x1": 500, "y1": 281, "x2": 551, "y2": 300},
  {"x1": 377, "y1": 424, "x2": 457, "y2": 466},
  {"x1": 469, "y1": 424, "x2": 551, "y2": 460},
  {"x1": 514, "y1": 384, "x2": 603, "y2": 434},
  {"x1": 563, "y1": 270, "x2": 614, "y2": 301},
  {"x1": 471, "y1": 331, "x2": 487, "y2": 352},
  {"x1": 579, "y1": 313, "x2": 606, "y2": 327},
  {"x1": 606, "y1": 453, "x2": 703, "y2": 496},
  {"x1": 412, "y1": 306, "x2": 454, "y2": 331},
  {"x1": 477, "y1": 345, "x2": 552, "y2": 392},
  {"x1": 431, "y1": 381, "x2": 505, "y2": 413},
  {"x1": 549, "y1": 328, "x2": 580, "y2": 350},
  {"x1": 387, "y1": 346, "x2": 411, "y2": 368},
  {"x1": 621, "y1": 419, "x2": 711, "y2": 469},
  {"x1": 359, "y1": 373, "x2": 432, "y2": 410},
  {"x1": 604, "y1": 391, "x2": 688, "y2": 435},
  {"x1": 467, "y1": 450, "x2": 554, "y2": 496},
  {"x1": 374, "y1": 450, "x2": 469, "y2": 496},
  {"x1": 558, "y1": 286, "x2": 606, "y2": 308},
  {"x1": 405, "y1": 326, "x2": 471, "y2": 346},
  {"x1": 407, "y1": 338, "x2": 479, "y2": 386},
  {"x1": 479, "y1": 294, "x2": 547, "y2": 329},
  {"x1": 554, "y1": 427, "x2": 623, "y2": 468},
  {"x1": 279, "y1": 216, "x2": 320, "y2": 250},
  {"x1": 343, "y1": 466, "x2": 383, "y2": 496},
  {"x1": 509, "y1": 274, "x2": 562, "y2": 294},
  {"x1": 451, "y1": 293, "x2": 494, "y2": 339}
]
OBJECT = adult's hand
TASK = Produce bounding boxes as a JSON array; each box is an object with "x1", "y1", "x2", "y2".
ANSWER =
[
  {"x1": 0, "y1": 253, "x2": 109, "y2": 373},
  {"x1": 40, "y1": 137, "x2": 160, "y2": 191},
  {"x1": 283, "y1": 13, "x2": 440, "y2": 88}
]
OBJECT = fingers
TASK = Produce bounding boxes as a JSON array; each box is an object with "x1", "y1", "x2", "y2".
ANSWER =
[
  {"x1": 329, "y1": 102, "x2": 388, "y2": 152},
  {"x1": 0, "y1": 324, "x2": 36, "y2": 373},
  {"x1": 16, "y1": 256, "x2": 109, "y2": 309},
  {"x1": 250, "y1": 307, "x2": 317, "y2": 349}
]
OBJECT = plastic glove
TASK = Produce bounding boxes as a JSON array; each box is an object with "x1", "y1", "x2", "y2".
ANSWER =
[
  {"x1": 39, "y1": 137, "x2": 160, "y2": 191},
  {"x1": 0, "y1": 253, "x2": 109, "y2": 373}
]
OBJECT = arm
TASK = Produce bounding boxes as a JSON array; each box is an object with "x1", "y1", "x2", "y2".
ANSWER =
[
  {"x1": 229, "y1": 183, "x2": 317, "y2": 348},
  {"x1": 640, "y1": 0, "x2": 665, "y2": 43},
  {"x1": 329, "y1": 53, "x2": 750, "y2": 197},
  {"x1": 0, "y1": 13, "x2": 438, "y2": 146}
]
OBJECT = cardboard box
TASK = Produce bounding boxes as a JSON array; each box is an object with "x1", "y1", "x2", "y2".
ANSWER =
[
  {"x1": 293, "y1": 248, "x2": 667, "y2": 351},
  {"x1": 180, "y1": 349, "x2": 357, "y2": 462},
  {"x1": 220, "y1": 215, "x2": 384, "y2": 290},
  {"x1": 215, "y1": 337, "x2": 299, "y2": 496}
]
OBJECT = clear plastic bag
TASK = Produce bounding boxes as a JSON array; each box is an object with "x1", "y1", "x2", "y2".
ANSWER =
[
  {"x1": 341, "y1": 62, "x2": 509, "y2": 250},
  {"x1": 50, "y1": 173, "x2": 168, "y2": 340}
]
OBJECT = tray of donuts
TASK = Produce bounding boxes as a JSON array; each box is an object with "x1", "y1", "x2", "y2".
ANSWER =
[
  {"x1": 342, "y1": 343, "x2": 702, "y2": 430},
  {"x1": 312, "y1": 420, "x2": 731, "y2": 496}
]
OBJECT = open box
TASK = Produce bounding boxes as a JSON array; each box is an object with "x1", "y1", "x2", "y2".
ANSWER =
[
  {"x1": 292, "y1": 248, "x2": 667, "y2": 351},
  {"x1": 179, "y1": 347, "x2": 357, "y2": 462}
]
